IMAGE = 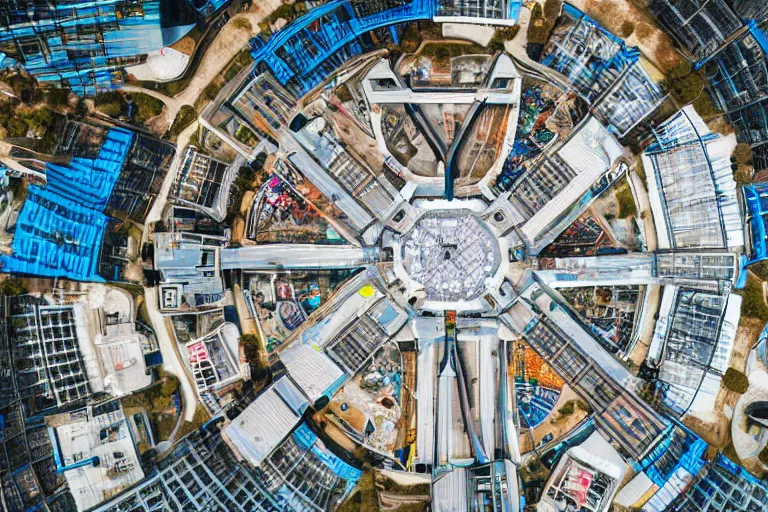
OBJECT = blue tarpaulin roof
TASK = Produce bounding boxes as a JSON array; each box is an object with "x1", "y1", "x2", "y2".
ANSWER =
[{"x1": 1, "y1": 128, "x2": 134, "y2": 281}]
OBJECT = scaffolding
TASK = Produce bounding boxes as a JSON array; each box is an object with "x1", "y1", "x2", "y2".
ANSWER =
[
  {"x1": 93, "y1": 426, "x2": 281, "y2": 512},
  {"x1": 643, "y1": 106, "x2": 743, "y2": 251},
  {"x1": 647, "y1": 287, "x2": 740, "y2": 417},
  {"x1": 704, "y1": 22, "x2": 768, "y2": 172},
  {"x1": 0, "y1": 1, "x2": 194, "y2": 95},
  {"x1": 539, "y1": 5, "x2": 664, "y2": 135},
  {"x1": 647, "y1": 0, "x2": 742, "y2": 60},
  {"x1": 733, "y1": 0, "x2": 768, "y2": 25},
  {"x1": 667, "y1": 454, "x2": 768, "y2": 511},
  {"x1": 249, "y1": 0, "x2": 433, "y2": 98},
  {"x1": 434, "y1": 0, "x2": 518, "y2": 22},
  {"x1": 743, "y1": 182, "x2": 768, "y2": 265}
]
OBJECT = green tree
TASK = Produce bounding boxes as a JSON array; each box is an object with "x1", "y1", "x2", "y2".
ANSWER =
[
  {"x1": 664, "y1": 62, "x2": 704, "y2": 105},
  {"x1": 723, "y1": 368, "x2": 749, "y2": 394}
]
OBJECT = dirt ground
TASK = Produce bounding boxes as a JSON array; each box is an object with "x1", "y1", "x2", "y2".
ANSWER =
[
  {"x1": 567, "y1": 0, "x2": 686, "y2": 74},
  {"x1": 518, "y1": 385, "x2": 590, "y2": 454}
]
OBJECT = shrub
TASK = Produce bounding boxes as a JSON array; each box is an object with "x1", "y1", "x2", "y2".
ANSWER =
[
  {"x1": 733, "y1": 143, "x2": 753, "y2": 164},
  {"x1": 46, "y1": 88, "x2": 71, "y2": 107},
  {"x1": 224, "y1": 50, "x2": 253, "y2": 82},
  {"x1": 232, "y1": 17, "x2": 252, "y2": 32},
  {"x1": 620, "y1": 21, "x2": 635, "y2": 38},
  {"x1": 204, "y1": 83, "x2": 221, "y2": 101},
  {"x1": 738, "y1": 273, "x2": 768, "y2": 322},
  {"x1": 722, "y1": 368, "x2": 749, "y2": 394}
]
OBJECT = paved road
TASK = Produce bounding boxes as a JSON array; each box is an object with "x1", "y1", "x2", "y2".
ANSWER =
[
  {"x1": 221, "y1": 244, "x2": 378, "y2": 270},
  {"x1": 629, "y1": 168, "x2": 658, "y2": 252},
  {"x1": 143, "y1": 287, "x2": 199, "y2": 422},
  {"x1": 124, "y1": 2, "x2": 282, "y2": 127},
  {"x1": 145, "y1": 120, "x2": 199, "y2": 229}
]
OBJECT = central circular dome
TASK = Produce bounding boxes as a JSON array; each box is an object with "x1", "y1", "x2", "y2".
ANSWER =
[{"x1": 400, "y1": 210, "x2": 500, "y2": 303}]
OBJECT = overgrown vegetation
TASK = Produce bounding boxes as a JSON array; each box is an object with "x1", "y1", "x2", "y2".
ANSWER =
[
  {"x1": 9, "y1": 177, "x2": 27, "y2": 205},
  {"x1": 94, "y1": 91, "x2": 127, "y2": 118},
  {"x1": 488, "y1": 25, "x2": 520, "y2": 52},
  {"x1": 337, "y1": 471, "x2": 378, "y2": 512},
  {"x1": 723, "y1": 368, "x2": 749, "y2": 394},
  {"x1": 121, "y1": 369, "x2": 181, "y2": 442},
  {"x1": 224, "y1": 50, "x2": 254, "y2": 82},
  {"x1": 226, "y1": 153, "x2": 268, "y2": 225},
  {"x1": 175, "y1": 404, "x2": 210, "y2": 440},
  {"x1": 737, "y1": 272, "x2": 768, "y2": 322},
  {"x1": 241, "y1": 332, "x2": 270, "y2": 381},
  {"x1": 527, "y1": 0, "x2": 561, "y2": 53},
  {"x1": 168, "y1": 105, "x2": 197, "y2": 138},
  {"x1": 45, "y1": 88, "x2": 71, "y2": 107},
  {"x1": 553, "y1": 399, "x2": 589, "y2": 424},
  {"x1": 749, "y1": 260, "x2": 768, "y2": 281},
  {"x1": 615, "y1": 178, "x2": 637, "y2": 218},
  {"x1": 258, "y1": 2, "x2": 308, "y2": 35},
  {"x1": 131, "y1": 93, "x2": 164, "y2": 123},
  {"x1": 0, "y1": 277, "x2": 27, "y2": 296},
  {"x1": 0, "y1": 99, "x2": 58, "y2": 151},
  {"x1": 663, "y1": 61, "x2": 705, "y2": 106},
  {"x1": 396, "y1": 21, "x2": 444, "y2": 54}
]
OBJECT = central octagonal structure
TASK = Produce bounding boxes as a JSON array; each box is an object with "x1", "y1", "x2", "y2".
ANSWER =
[{"x1": 398, "y1": 209, "x2": 501, "y2": 304}]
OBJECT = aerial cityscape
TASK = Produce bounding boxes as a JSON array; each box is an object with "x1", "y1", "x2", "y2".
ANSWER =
[{"x1": 1, "y1": 0, "x2": 768, "y2": 511}]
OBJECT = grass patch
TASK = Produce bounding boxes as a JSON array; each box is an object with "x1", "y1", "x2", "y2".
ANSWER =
[
  {"x1": 175, "y1": 404, "x2": 210, "y2": 440},
  {"x1": 338, "y1": 471, "x2": 377, "y2": 512},
  {"x1": 131, "y1": 92, "x2": 165, "y2": 123},
  {"x1": 168, "y1": 105, "x2": 197, "y2": 138},
  {"x1": 120, "y1": 369, "x2": 181, "y2": 442}
]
